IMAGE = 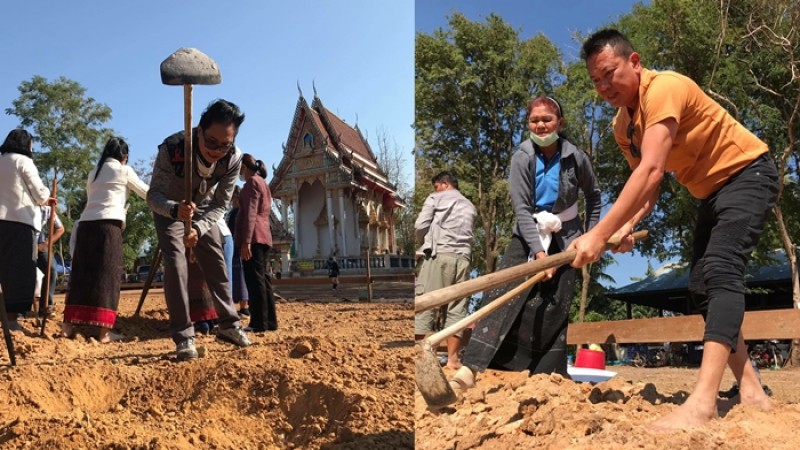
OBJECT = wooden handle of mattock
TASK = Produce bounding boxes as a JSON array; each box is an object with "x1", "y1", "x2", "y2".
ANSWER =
[
  {"x1": 39, "y1": 177, "x2": 58, "y2": 335},
  {"x1": 423, "y1": 271, "x2": 547, "y2": 349},
  {"x1": 183, "y1": 84, "x2": 196, "y2": 262},
  {"x1": 421, "y1": 230, "x2": 649, "y2": 347},
  {"x1": 415, "y1": 230, "x2": 649, "y2": 314}
]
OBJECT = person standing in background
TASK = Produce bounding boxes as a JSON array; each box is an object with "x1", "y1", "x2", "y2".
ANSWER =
[
  {"x1": 0, "y1": 129, "x2": 55, "y2": 331},
  {"x1": 226, "y1": 185, "x2": 250, "y2": 316},
  {"x1": 236, "y1": 153, "x2": 277, "y2": 332},
  {"x1": 327, "y1": 256, "x2": 340, "y2": 290},
  {"x1": 414, "y1": 171, "x2": 477, "y2": 370},
  {"x1": 62, "y1": 136, "x2": 148, "y2": 342}
]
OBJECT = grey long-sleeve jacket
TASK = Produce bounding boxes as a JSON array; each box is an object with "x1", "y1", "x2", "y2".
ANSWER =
[
  {"x1": 415, "y1": 188, "x2": 477, "y2": 257},
  {"x1": 147, "y1": 129, "x2": 242, "y2": 237},
  {"x1": 508, "y1": 137, "x2": 602, "y2": 256}
]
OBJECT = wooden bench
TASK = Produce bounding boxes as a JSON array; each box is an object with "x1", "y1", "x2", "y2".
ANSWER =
[{"x1": 566, "y1": 309, "x2": 800, "y2": 345}]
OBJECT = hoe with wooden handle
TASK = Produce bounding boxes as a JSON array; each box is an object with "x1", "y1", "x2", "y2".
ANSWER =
[
  {"x1": 416, "y1": 230, "x2": 649, "y2": 314},
  {"x1": 0, "y1": 286, "x2": 15, "y2": 366},
  {"x1": 160, "y1": 48, "x2": 221, "y2": 256},
  {"x1": 38, "y1": 177, "x2": 58, "y2": 335},
  {"x1": 416, "y1": 230, "x2": 649, "y2": 409}
]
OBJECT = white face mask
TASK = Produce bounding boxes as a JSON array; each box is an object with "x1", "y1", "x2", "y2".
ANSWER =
[{"x1": 530, "y1": 131, "x2": 559, "y2": 147}]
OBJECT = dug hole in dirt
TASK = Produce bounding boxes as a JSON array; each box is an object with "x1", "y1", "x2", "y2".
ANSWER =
[
  {"x1": 0, "y1": 284, "x2": 414, "y2": 450},
  {"x1": 415, "y1": 363, "x2": 800, "y2": 450}
]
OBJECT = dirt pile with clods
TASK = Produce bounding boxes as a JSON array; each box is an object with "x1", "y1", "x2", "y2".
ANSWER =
[
  {"x1": 415, "y1": 365, "x2": 800, "y2": 450},
  {"x1": 0, "y1": 283, "x2": 414, "y2": 450}
]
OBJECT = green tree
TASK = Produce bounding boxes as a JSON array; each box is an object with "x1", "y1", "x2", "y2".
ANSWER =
[
  {"x1": 6, "y1": 76, "x2": 112, "y2": 209},
  {"x1": 415, "y1": 13, "x2": 562, "y2": 274},
  {"x1": 374, "y1": 127, "x2": 415, "y2": 256},
  {"x1": 121, "y1": 158, "x2": 156, "y2": 272},
  {"x1": 5, "y1": 75, "x2": 155, "y2": 271}
]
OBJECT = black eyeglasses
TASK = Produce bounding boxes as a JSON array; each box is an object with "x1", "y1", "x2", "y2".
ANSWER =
[
  {"x1": 626, "y1": 122, "x2": 641, "y2": 158},
  {"x1": 201, "y1": 129, "x2": 234, "y2": 153}
]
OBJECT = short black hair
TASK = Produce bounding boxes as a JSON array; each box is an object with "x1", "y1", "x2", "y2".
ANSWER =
[
  {"x1": 581, "y1": 29, "x2": 635, "y2": 61},
  {"x1": 199, "y1": 99, "x2": 245, "y2": 134},
  {"x1": 0, "y1": 128, "x2": 34, "y2": 158},
  {"x1": 432, "y1": 171, "x2": 459, "y2": 190}
]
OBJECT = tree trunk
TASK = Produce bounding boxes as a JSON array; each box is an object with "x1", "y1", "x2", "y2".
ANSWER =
[
  {"x1": 578, "y1": 264, "x2": 591, "y2": 322},
  {"x1": 772, "y1": 202, "x2": 800, "y2": 366}
]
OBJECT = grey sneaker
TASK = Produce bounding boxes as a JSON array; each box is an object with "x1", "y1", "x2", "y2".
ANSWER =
[
  {"x1": 216, "y1": 326, "x2": 251, "y2": 347},
  {"x1": 176, "y1": 337, "x2": 199, "y2": 361}
]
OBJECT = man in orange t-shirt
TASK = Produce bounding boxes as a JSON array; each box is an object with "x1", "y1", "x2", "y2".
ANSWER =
[{"x1": 571, "y1": 29, "x2": 778, "y2": 431}]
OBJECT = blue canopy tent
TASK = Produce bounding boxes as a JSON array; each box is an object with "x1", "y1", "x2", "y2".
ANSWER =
[{"x1": 607, "y1": 250, "x2": 795, "y2": 316}]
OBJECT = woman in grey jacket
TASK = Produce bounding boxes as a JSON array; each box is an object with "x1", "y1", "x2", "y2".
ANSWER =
[{"x1": 451, "y1": 96, "x2": 602, "y2": 391}]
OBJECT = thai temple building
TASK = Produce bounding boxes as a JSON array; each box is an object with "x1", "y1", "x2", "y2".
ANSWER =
[{"x1": 268, "y1": 87, "x2": 410, "y2": 276}]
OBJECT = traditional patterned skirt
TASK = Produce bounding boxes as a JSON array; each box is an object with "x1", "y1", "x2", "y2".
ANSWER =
[
  {"x1": 0, "y1": 220, "x2": 37, "y2": 314},
  {"x1": 63, "y1": 220, "x2": 122, "y2": 328},
  {"x1": 463, "y1": 234, "x2": 577, "y2": 375},
  {"x1": 188, "y1": 253, "x2": 218, "y2": 322}
]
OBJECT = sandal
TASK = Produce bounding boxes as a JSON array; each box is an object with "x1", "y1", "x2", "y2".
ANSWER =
[{"x1": 449, "y1": 366, "x2": 476, "y2": 392}]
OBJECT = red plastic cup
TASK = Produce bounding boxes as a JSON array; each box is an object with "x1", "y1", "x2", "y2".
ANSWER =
[{"x1": 575, "y1": 348, "x2": 606, "y2": 370}]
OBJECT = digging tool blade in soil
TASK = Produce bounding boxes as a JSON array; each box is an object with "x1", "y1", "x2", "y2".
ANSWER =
[{"x1": 415, "y1": 230, "x2": 648, "y2": 408}]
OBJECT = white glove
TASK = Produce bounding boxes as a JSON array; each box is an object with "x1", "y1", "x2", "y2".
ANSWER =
[{"x1": 533, "y1": 211, "x2": 562, "y2": 255}]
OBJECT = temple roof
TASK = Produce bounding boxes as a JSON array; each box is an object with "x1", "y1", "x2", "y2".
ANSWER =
[
  {"x1": 270, "y1": 90, "x2": 402, "y2": 206},
  {"x1": 311, "y1": 102, "x2": 375, "y2": 162}
]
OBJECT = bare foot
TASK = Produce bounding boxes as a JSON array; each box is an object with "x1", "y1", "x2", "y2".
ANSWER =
[
  {"x1": 59, "y1": 322, "x2": 74, "y2": 339},
  {"x1": 738, "y1": 386, "x2": 774, "y2": 411},
  {"x1": 98, "y1": 329, "x2": 125, "y2": 344},
  {"x1": 650, "y1": 396, "x2": 718, "y2": 431},
  {"x1": 448, "y1": 366, "x2": 476, "y2": 392},
  {"x1": 445, "y1": 360, "x2": 463, "y2": 370}
]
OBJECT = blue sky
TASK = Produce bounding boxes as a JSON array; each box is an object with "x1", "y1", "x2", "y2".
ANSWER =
[
  {"x1": 415, "y1": 0, "x2": 666, "y2": 287},
  {"x1": 0, "y1": 0, "x2": 413, "y2": 186}
]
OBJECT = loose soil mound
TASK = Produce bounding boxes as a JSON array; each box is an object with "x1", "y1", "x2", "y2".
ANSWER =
[
  {"x1": 415, "y1": 365, "x2": 800, "y2": 450},
  {"x1": 0, "y1": 285, "x2": 414, "y2": 450}
]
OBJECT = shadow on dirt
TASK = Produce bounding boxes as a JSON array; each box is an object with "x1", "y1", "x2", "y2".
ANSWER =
[{"x1": 320, "y1": 429, "x2": 413, "y2": 449}]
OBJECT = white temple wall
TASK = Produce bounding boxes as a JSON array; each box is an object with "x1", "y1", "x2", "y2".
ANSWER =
[{"x1": 297, "y1": 180, "x2": 325, "y2": 259}]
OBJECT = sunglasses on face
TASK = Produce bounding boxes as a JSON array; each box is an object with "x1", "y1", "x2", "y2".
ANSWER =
[
  {"x1": 202, "y1": 129, "x2": 234, "y2": 153},
  {"x1": 626, "y1": 122, "x2": 641, "y2": 159}
]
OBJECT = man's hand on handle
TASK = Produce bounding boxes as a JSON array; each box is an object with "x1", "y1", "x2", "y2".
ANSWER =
[
  {"x1": 178, "y1": 202, "x2": 198, "y2": 248},
  {"x1": 569, "y1": 225, "x2": 635, "y2": 268},
  {"x1": 176, "y1": 202, "x2": 196, "y2": 222}
]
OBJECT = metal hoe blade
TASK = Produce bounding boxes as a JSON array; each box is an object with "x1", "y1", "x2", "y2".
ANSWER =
[{"x1": 415, "y1": 342, "x2": 457, "y2": 409}]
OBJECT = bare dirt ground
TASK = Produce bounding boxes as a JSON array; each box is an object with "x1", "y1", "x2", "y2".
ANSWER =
[
  {"x1": 415, "y1": 362, "x2": 800, "y2": 450},
  {"x1": 0, "y1": 281, "x2": 414, "y2": 450}
]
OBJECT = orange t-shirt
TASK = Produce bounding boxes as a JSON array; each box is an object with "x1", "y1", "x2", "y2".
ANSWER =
[{"x1": 612, "y1": 68, "x2": 767, "y2": 199}]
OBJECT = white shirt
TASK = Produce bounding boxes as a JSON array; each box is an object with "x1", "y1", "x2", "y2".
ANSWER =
[
  {"x1": 79, "y1": 159, "x2": 148, "y2": 224},
  {"x1": 0, "y1": 152, "x2": 50, "y2": 230}
]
